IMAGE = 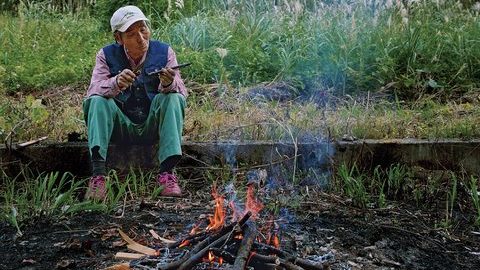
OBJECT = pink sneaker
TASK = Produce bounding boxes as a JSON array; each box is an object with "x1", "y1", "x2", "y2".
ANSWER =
[
  {"x1": 86, "y1": 175, "x2": 106, "y2": 200},
  {"x1": 157, "y1": 172, "x2": 182, "y2": 197}
]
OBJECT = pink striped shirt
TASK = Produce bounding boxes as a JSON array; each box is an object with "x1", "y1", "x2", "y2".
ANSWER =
[{"x1": 87, "y1": 45, "x2": 187, "y2": 98}]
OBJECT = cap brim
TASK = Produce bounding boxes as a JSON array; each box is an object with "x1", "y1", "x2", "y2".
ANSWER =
[{"x1": 117, "y1": 17, "x2": 149, "y2": 32}]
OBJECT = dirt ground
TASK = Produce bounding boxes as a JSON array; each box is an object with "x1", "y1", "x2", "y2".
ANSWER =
[{"x1": 1, "y1": 188, "x2": 480, "y2": 270}]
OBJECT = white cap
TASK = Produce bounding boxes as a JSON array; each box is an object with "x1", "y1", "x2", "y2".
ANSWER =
[{"x1": 110, "y1": 5, "x2": 149, "y2": 33}]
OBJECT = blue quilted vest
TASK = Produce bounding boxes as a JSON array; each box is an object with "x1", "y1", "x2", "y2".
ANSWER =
[{"x1": 103, "y1": 40, "x2": 169, "y2": 123}]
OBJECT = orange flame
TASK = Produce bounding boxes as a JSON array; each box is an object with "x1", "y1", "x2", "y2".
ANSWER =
[
  {"x1": 272, "y1": 234, "x2": 280, "y2": 248},
  {"x1": 179, "y1": 240, "x2": 190, "y2": 248},
  {"x1": 206, "y1": 187, "x2": 225, "y2": 231},
  {"x1": 219, "y1": 257, "x2": 223, "y2": 265},
  {"x1": 208, "y1": 251, "x2": 215, "y2": 262},
  {"x1": 246, "y1": 185, "x2": 264, "y2": 219}
]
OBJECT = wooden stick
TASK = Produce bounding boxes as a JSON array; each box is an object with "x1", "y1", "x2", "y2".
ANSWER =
[
  {"x1": 254, "y1": 242, "x2": 324, "y2": 270},
  {"x1": 149, "y1": 229, "x2": 176, "y2": 244},
  {"x1": 210, "y1": 248, "x2": 280, "y2": 269},
  {"x1": 280, "y1": 258, "x2": 306, "y2": 270},
  {"x1": 103, "y1": 263, "x2": 130, "y2": 270},
  {"x1": 118, "y1": 229, "x2": 159, "y2": 256},
  {"x1": 114, "y1": 252, "x2": 145, "y2": 260},
  {"x1": 118, "y1": 229, "x2": 136, "y2": 245},
  {"x1": 249, "y1": 253, "x2": 280, "y2": 268},
  {"x1": 158, "y1": 211, "x2": 252, "y2": 270},
  {"x1": 127, "y1": 243, "x2": 158, "y2": 256},
  {"x1": 167, "y1": 231, "x2": 208, "y2": 249},
  {"x1": 232, "y1": 221, "x2": 257, "y2": 269},
  {"x1": 177, "y1": 229, "x2": 231, "y2": 270},
  {"x1": 16, "y1": 136, "x2": 48, "y2": 149}
]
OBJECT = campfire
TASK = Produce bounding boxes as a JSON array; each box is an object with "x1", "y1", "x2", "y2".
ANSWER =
[{"x1": 108, "y1": 180, "x2": 333, "y2": 270}]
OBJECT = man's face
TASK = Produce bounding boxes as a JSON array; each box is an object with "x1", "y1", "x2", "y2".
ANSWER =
[{"x1": 116, "y1": 21, "x2": 151, "y2": 59}]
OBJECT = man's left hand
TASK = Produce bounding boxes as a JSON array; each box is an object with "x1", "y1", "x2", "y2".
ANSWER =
[{"x1": 159, "y1": 68, "x2": 175, "y2": 91}]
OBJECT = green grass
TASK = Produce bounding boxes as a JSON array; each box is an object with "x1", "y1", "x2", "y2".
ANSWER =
[
  {"x1": 467, "y1": 176, "x2": 480, "y2": 226},
  {"x1": 1, "y1": 1, "x2": 479, "y2": 95},
  {"x1": 0, "y1": 1, "x2": 479, "y2": 143},
  {"x1": 0, "y1": 168, "x2": 165, "y2": 229},
  {"x1": 0, "y1": 14, "x2": 110, "y2": 93}
]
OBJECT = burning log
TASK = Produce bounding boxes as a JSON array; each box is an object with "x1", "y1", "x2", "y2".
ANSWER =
[
  {"x1": 167, "y1": 231, "x2": 208, "y2": 249},
  {"x1": 110, "y1": 182, "x2": 335, "y2": 270},
  {"x1": 177, "y1": 229, "x2": 231, "y2": 269},
  {"x1": 231, "y1": 221, "x2": 257, "y2": 269},
  {"x1": 157, "y1": 211, "x2": 252, "y2": 270}
]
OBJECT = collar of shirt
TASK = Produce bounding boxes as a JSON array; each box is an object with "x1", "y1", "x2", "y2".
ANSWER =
[{"x1": 123, "y1": 46, "x2": 147, "y2": 72}]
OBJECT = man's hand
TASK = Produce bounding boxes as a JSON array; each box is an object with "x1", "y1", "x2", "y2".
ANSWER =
[
  {"x1": 159, "y1": 68, "x2": 175, "y2": 91},
  {"x1": 116, "y1": 69, "x2": 136, "y2": 91}
]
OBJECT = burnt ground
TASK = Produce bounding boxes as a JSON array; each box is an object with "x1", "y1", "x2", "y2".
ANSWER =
[{"x1": 1, "y1": 190, "x2": 480, "y2": 270}]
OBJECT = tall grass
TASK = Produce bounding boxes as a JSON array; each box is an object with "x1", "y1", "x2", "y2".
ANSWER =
[
  {"x1": 0, "y1": 13, "x2": 109, "y2": 92},
  {"x1": 0, "y1": 168, "x2": 165, "y2": 228},
  {"x1": 3, "y1": 0, "x2": 478, "y2": 97},
  {"x1": 1, "y1": 1, "x2": 479, "y2": 142}
]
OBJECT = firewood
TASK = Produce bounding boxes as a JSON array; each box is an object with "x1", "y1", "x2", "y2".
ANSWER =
[
  {"x1": 114, "y1": 252, "x2": 145, "y2": 260},
  {"x1": 232, "y1": 221, "x2": 257, "y2": 269},
  {"x1": 118, "y1": 229, "x2": 159, "y2": 256},
  {"x1": 16, "y1": 136, "x2": 48, "y2": 149},
  {"x1": 280, "y1": 258, "x2": 305, "y2": 270},
  {"x1": 157, "y1": 211, "x2": 252, "y2": 270},
  {"x1": 177, "y1": 229, "x2": 231, "y2": 270},
  {"x1": 254, "y1": 242, "x2": 324, "y2": 270},
  {"x1": 250, "y1": 253, "x2": 280, "y2": 266},
  {"x1": 118, "y1": 229, "x2": 135, "y2": 245},
  {"x1": 126, "y1": 243, "x2": 158, "y2": 256},
  {"x1": 103, "y1": 263, "x2": 130, "y2": 270},
  {"x1": 149, "y1": 229, "x2": 176, "y2": 244},
  {"x1": 210, "y1": 248, "x2": 280, "y2": 270},
  {"x1": 167, "y1": 231, "x2": 208, "y2": 249}
]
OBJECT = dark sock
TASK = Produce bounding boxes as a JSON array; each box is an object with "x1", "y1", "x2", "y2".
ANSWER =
[
  {"x1": 92, "y1": 160, "x2": 106, "y2": 176},
  {"x1": 160, "y1": 155, "x2": 181, "y2": 173},
  {"x1": 91, "y1": 146, "x2": 106, "y2": 176}
]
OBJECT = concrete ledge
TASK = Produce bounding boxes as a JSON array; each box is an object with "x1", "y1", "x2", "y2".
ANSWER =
[{"x1": 1, "y1": 139, "x2": 480, "y2": 176}]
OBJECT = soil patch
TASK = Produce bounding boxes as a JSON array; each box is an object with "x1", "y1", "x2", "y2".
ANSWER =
[{"x1": 1, "y1": 191, "x2": 479, "y2": 270}]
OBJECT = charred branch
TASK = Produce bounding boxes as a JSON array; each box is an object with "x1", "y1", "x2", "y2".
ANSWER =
[
  {"x1": 167, "y1": 231, "x2": 208, "y2": 249},
  {"x1": 254, "y1": 242, "x2": 325, "y2": 270},
  {"x1": 157, "y1": 211, "x2": 252, "y2": 270},
  {"x1": 232, "y1": 221, "x2": 257, "y2": 270},
  {"x1": 210, "y1": 248, "x2": 280, "y2": 270}
]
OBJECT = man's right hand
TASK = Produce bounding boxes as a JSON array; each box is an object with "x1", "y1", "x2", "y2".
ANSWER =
[{"x1": 116, "y1": 69, "x2": 136, "y2": 91}]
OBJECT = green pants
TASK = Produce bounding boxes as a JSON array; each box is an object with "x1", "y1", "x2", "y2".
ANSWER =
[{"x1": 83, "y1": 93, "x2": 186, "y2": 164}]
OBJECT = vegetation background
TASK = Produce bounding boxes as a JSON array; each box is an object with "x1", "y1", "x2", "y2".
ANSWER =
[
  {"x1": 1, "y1": 0, "x2": 480, "y2": 229},
  {"x1": 0, "y1": 0, "x2": 479, "y2": 143}
]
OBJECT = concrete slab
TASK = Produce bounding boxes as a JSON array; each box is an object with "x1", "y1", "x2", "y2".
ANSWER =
[{"x1": 1, "y1": 139, "x2": 479, "y2": 177}]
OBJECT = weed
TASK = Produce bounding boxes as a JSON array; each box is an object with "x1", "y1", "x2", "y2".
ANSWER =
[
  {"x1": 438, "y1": 172, "x2": 458, "y2": 229},
  {"x1": 373, "y1": 166, "x2": 387, "y2": 208},
  {"x1": 0, "y1": 168, "x2": 166, "y2": 228},
  {"x1": 0, "y1": 170, "x2": 85, "y2": 226},
  {"x1": 336, "y1": 163, "x2": 369, "y2": 208},
  {"x1": 467, "y1": 176, "x2": 480, "y2": 226},
  {"x1": 386, "y1": 163, "x2": 410, "y2": 199}
]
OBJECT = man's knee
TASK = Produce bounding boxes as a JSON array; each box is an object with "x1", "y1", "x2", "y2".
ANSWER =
[
  {"x1": 152, "y1": 93, "x2": 185, "y2": 109},
  {"x1": 85, "y1": 95, "x2": 117, "y2": 112}
]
